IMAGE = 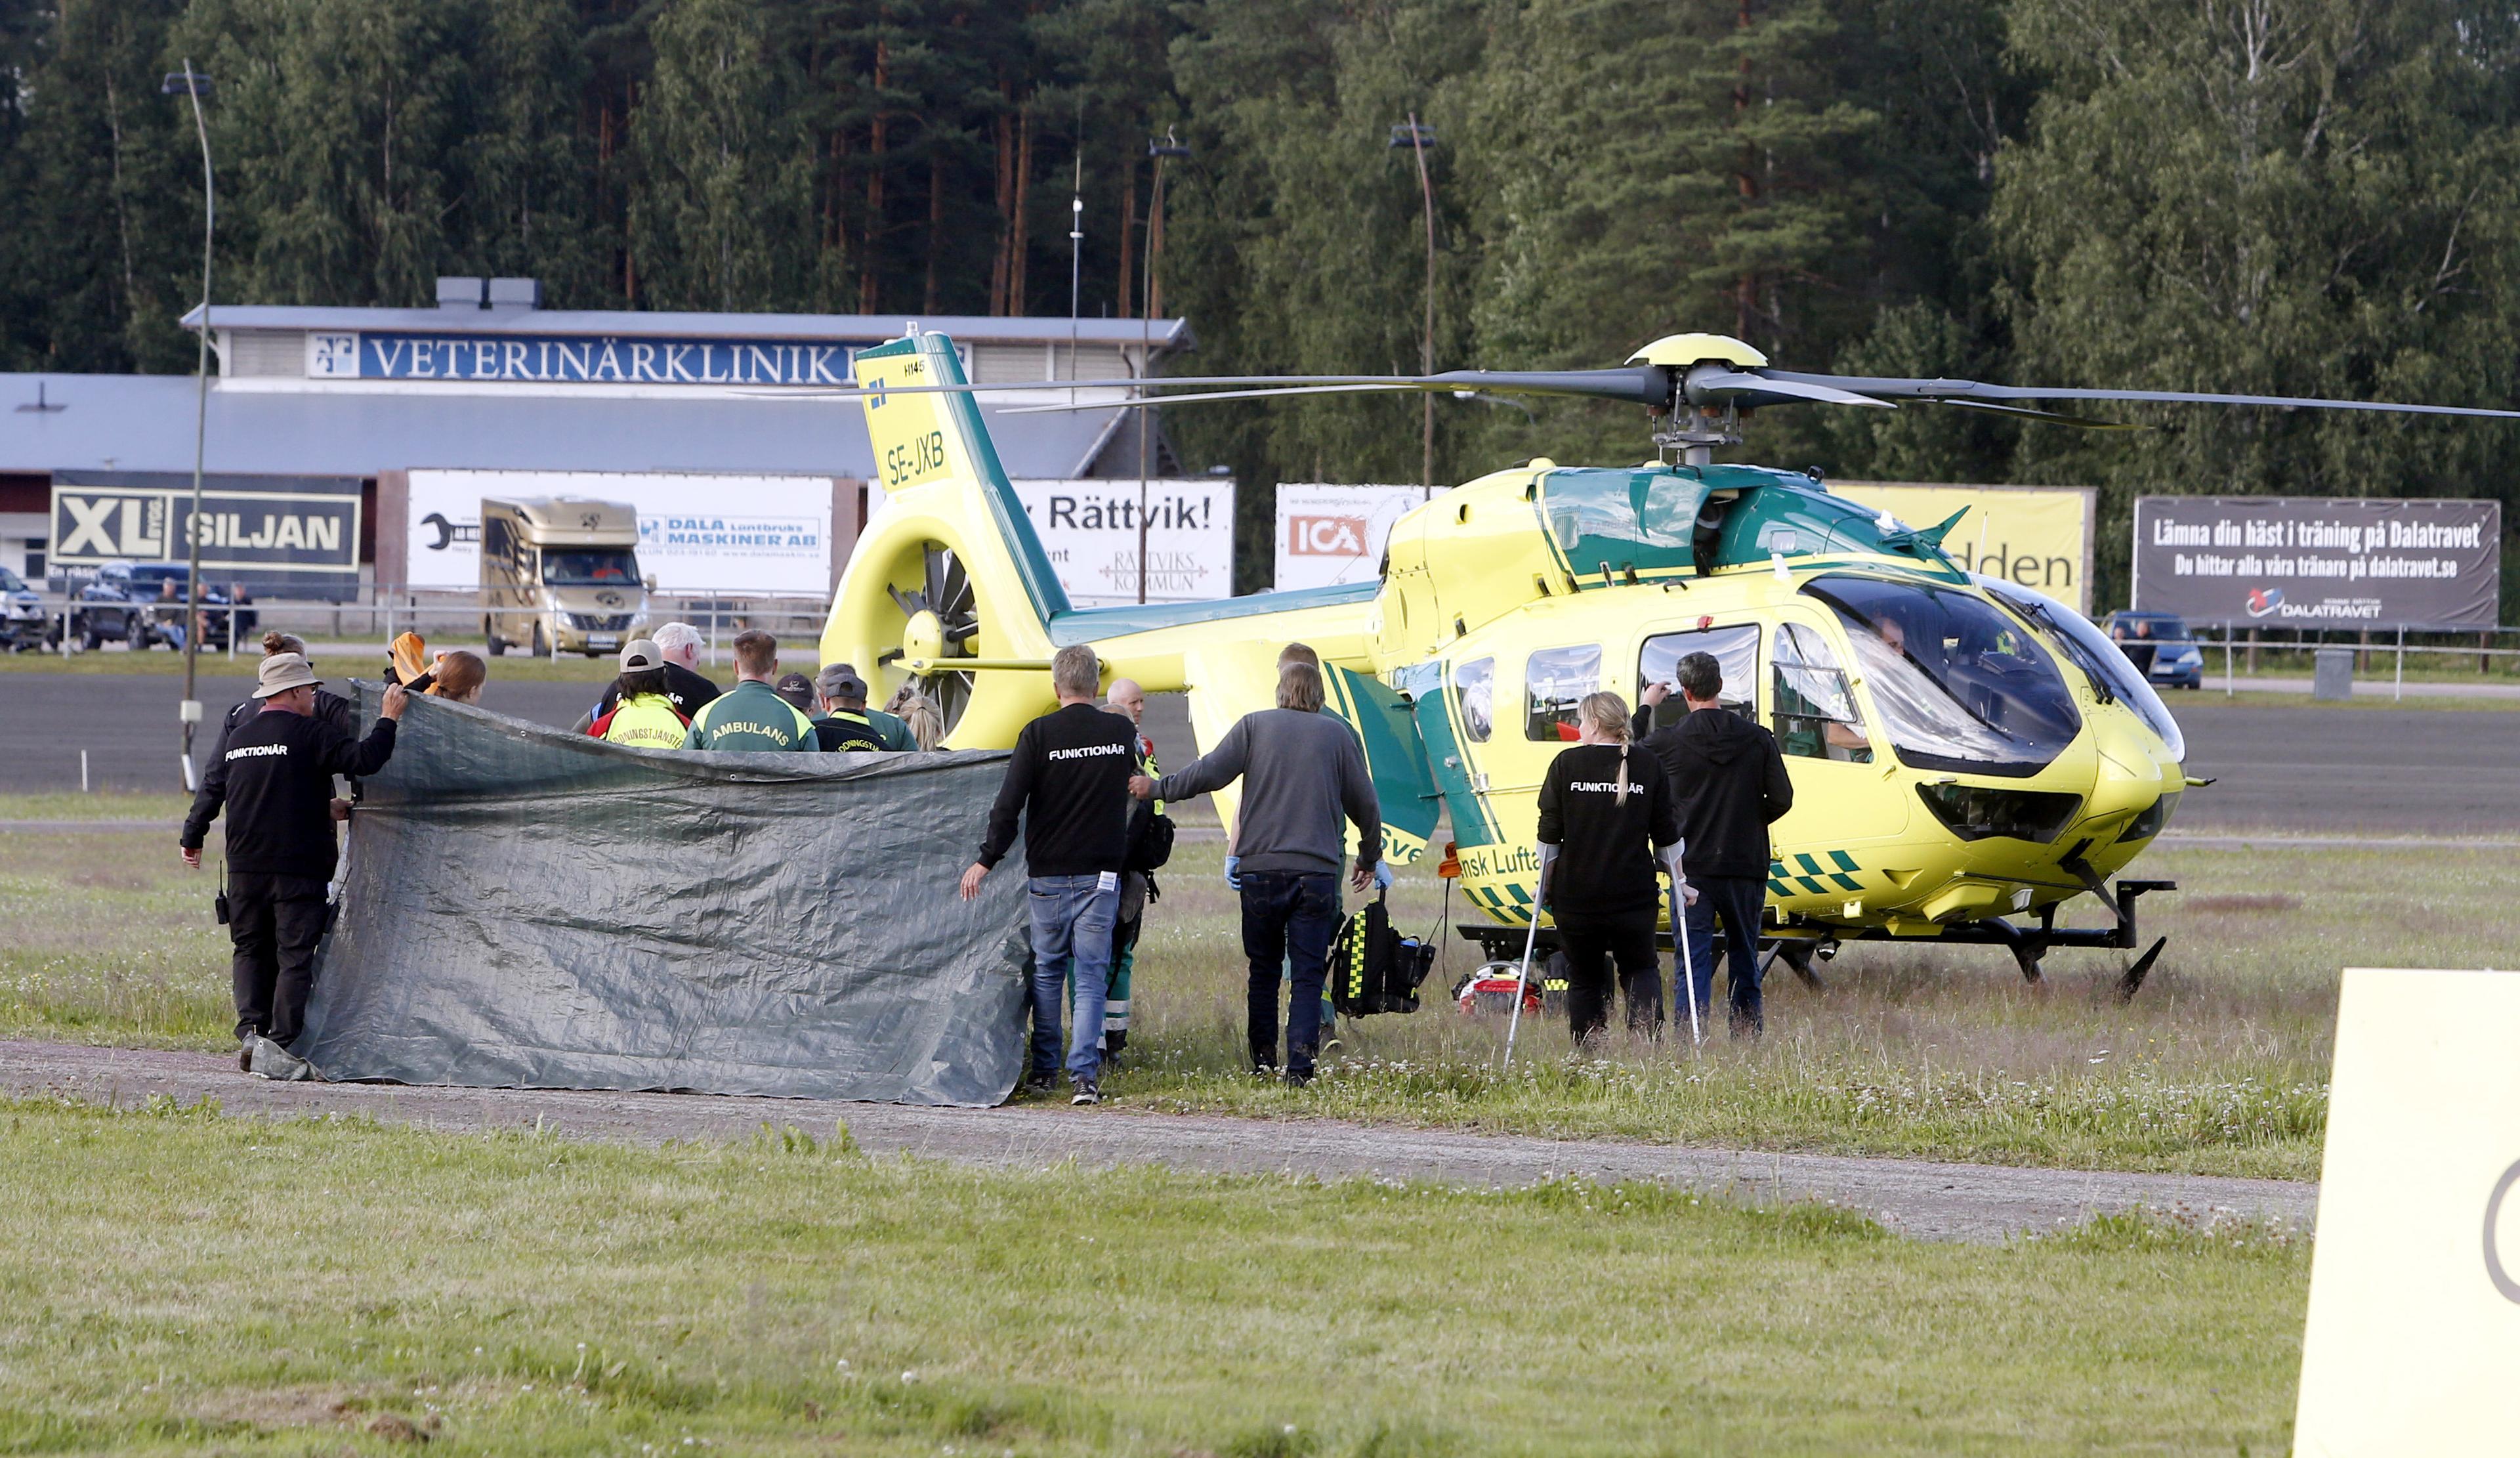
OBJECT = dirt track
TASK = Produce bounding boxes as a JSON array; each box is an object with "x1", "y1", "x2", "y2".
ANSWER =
[{"x1": 0, "y1": 1039, "x2": 2315, "y2": 1245}]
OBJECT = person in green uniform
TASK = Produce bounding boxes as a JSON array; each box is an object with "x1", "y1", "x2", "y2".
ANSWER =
[
  {"x1": 1099, "y1": 677, "x2": 1158, "y2": 1061},
  {"x1": 681, "y1": 631, "x2": 819, "y2": 752}
]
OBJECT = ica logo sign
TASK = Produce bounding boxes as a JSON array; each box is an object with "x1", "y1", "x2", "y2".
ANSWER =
[{"x1": 1288, "y1": 515, "x2": 1368, "y2": 557}]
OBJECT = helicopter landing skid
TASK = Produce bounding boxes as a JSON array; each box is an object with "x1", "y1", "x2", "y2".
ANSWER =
[
  {"x1": 1454, "y1": 876, "x2": 2176, "y2": 1004},
  {"x1": 1824, "y1": 876, "x2": 2176, "y2": 1000}
]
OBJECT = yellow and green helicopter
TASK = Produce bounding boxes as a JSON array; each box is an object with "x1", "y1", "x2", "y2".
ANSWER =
[{"x1": 817, "y1": 330, "x2": 2520, "y2": 992}]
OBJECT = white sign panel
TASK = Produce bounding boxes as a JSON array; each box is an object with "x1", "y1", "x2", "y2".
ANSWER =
[
  {"x1": 406, "y1": 470, "x2": 831, "y2": 595},
  {"x1": 2296, "y1": 967, "x2": 2520, "y2": 1455},
  {"x1": 1014, "y1": 479, "x2": 1232, "y2": 606},
  {"x1": 1272, "y1": 484, "x2": 1426, "y2": 591}
]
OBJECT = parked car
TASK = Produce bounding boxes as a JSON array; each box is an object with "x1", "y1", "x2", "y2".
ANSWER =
[
  {"x1": 100, "y1": 562, "x2": 241, "y2": 652},
  {"x1": 0, "y1": 566, "x2": 49, "y2": 651},
  {"x1": 2104, "y1": 610, "x2": 2206, "y2": 689},
  {"x1": 62, "y1": 567, "x2": 147, "y2": 651}
]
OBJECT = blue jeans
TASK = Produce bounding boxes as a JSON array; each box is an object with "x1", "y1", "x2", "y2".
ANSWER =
[
  {"x1": 1026, "y1": 873, "x2": 1120, "y2": 1081},
  {"x1": 1240, "y1": 870, "x2": 1339, "y2": 1077},
  {"x1": 1681, "y1": 874, "x2": 1767, "y2": 1034}
]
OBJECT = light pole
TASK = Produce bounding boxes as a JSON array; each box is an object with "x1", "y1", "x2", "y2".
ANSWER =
[
  {"x1": 1138, "y1": 130, "x2": 1190, "y2": 605},
  {"x1": 165, "y1": 62, "x2": 215, "y2": 786},
  {"x1": 1067, "y1": 158, "x2": 1083, "y2": 405},
  {"x1": 1389, "y1": 116, "x2": 1438, "y2": 498}
]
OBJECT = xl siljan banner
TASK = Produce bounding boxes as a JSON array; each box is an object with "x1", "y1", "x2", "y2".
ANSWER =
[
  {"x1": 1272, "y1": 484, "x2": 1431, "y2": 591},
  {"x1": 1831, "y1": 482, "x2": 2096, "y2": 614},
  {"x1": 405, "y1": 469, "x2": 833, "y2": 595},
  {"x1": 2133, "y1": 496, "x2": 2502, "y2": 630},
  {"x1": 50, "y1": 471, "x2": 362, "y2": 596}
]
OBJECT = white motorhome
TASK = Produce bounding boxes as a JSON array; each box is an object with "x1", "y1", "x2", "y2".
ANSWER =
[{"x1": 479, "y1": 497, "x2": 645, "y2": 656}]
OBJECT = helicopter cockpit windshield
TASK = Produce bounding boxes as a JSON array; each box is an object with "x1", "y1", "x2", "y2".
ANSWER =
[
  {"x1": 1977, "y1": 577, "x2": 2186, "y2": 763},
  {"x1": 1804, "y1": 575, "x2": 2082, "y2": 777}
]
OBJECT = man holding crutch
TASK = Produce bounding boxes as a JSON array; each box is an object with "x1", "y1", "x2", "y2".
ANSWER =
[{"x1": 1641, "y1": 650, "x2": 1792, "y2": 1038}]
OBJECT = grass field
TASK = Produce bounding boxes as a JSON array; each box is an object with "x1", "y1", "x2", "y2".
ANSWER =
[
  {"x1": 3, "y1": 807, "x2": 2471, "y2": 1180},
  {"x1": 0, "y1": 1096, "x2": 2306, "y2": 1457}
]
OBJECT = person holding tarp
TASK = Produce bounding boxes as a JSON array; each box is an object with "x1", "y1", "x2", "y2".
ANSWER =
[
  {"x1": 1641, "y1": 650, "x2": 1792, "y2": 1037},
  {"x1": 1535, "y1": 691, "x2": 1687, "y2": 1044},
  {"x1": 589, "y1": 641, "x2": 692, "y2": 748},
  {"x1": 179, "y1": 653, "x2": 408, "y2": 1081},
  {"x1": 960, "y1": 645, "x2": 1137, "y2": 1105},
  {"x1": 1132, "y1": 659, "x2": 1383, "y2": 1087},
  {"x1": 682, "y1": 631, "x2": 819, "y2": 752}
]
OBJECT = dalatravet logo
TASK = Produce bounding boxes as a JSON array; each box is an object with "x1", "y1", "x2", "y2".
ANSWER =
[{"x1": 2244, "y1": 586, "x2": 2284, "y2": 618}]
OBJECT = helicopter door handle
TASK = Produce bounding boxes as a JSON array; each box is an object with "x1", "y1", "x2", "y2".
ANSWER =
[{"x1": 1443, "y1": 755, "x2": 1460, "y2": 767}]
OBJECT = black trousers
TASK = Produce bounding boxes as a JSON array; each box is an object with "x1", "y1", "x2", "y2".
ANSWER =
[
  {"x1": 1556, "y1": 907, "x2": 1664, "y2": 1042},
  {"x1": 227, "y1": 872, "x2": 329, "y2": 1048},
  {"x1": 1682, "y1": 873, "x2": 1769, "y2": 1035},
  {"x1": 1240, "y1": 871, "x2": 1339, "y2": 1076}
]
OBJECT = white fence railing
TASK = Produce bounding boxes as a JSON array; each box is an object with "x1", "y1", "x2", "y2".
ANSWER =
[{"x1": 10, "y1": 586, "x2": 834, "y2": 669}]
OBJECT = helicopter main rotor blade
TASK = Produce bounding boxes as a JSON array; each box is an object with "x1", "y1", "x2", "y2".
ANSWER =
[
  {"x1": 741, "y1": 372, "x2": 1430, "y2": 400},
  {"x1": 1685, "y1": 368, "x2": 1893, "y2": 410},
  {"x1": 998, "y1": 383, "x2": 1425, "y2": 414},
  {"x1": 1929, "y1": 398, "x2": 2147, "y2": 430},
  {"x1": 1763, "y1": 370, "x2": 2520, "y2": 423},
  {"x1": 999, "y1": 366, "x2": 1675, "y2": 415}
]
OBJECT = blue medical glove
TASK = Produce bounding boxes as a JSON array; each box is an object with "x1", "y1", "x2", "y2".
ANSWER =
[
  {"x1": 1224, "y1": 854, "x2": 1242, "y2": 891},
  {"x1": 1373, "y1": 861, "x2": 1395, "y2": 890}
]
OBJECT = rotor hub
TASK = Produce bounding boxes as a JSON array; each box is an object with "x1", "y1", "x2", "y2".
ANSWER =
[{"x1": 902, "y1": 609, "x2": 945, "y2": 665}]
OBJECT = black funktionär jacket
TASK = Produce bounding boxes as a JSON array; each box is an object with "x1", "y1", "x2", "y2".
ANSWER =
[
  {"x1": 977, "y1": 701, "x2": 1138, "y2": 878},
  {"x1": 1640, "y1": 706, "x2": 1793, "y2": 880},
  {"x1": 182, "y1": 704, "x2": 398, "y2": 879}
]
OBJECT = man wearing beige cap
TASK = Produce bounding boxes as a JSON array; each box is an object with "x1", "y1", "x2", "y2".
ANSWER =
[{"x1": 179, "y1": 653, "x2": 408, "y2": 1081}]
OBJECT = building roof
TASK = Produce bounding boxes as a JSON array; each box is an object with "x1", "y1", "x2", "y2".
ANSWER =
[
  {"x1": 0, "y1": 372, "x2": 1145, "y2": 481},
  {"x1": 183, "y1": 303, "x2": 1191, "y2": 348}
]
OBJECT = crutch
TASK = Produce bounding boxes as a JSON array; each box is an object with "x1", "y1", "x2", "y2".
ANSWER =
[
  {"x1": 1663, "y1": 844, "x2": 1701, "y2": 1046},
  {"x1": 1500, "y1": 847, "x2": 1556, "y2": 1071}
]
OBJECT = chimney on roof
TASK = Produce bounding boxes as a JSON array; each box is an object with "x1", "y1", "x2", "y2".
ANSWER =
[
  {"x1": 436, "y1": 276, "x2": 486, "y2": 310},
  {"x1": 486, "y1": 277, "x2": 542, "y2": 311}
]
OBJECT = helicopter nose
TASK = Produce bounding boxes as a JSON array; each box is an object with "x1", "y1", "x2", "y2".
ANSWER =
[{"x1": 2077, "y1": 731, "x2": 2172, "y2": 839}]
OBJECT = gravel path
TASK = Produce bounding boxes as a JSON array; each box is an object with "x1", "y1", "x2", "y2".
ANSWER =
[{"x1": 0, "y1": 1039, "x2": 2315, "y2": 1244}]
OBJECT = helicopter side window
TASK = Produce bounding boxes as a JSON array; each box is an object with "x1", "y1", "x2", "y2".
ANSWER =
[
  {"x1": 1454, "y1": 656, "x2": 1495, "y2": 744},
  {"x1": 1522, "y1": 645, "x2": 1601, "y2": 742},
  {"x1": 1773, "y1": 622, "x2": 1871, "y2": 763},
  {"x1": 1637, "y1": 624, "x2": 1758, "y2": 733}
]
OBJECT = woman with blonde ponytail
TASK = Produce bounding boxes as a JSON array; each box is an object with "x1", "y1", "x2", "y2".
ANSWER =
[{"x1": 1534, "y1": 690, "x2": 1683, "y2": 1043}]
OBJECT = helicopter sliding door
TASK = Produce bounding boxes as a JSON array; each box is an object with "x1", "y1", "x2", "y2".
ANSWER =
[
  {"x1": 1766, "y1": 612, "x2": 1909, "y2": 847},
  {"x1": 1636, "y1": 623, "x2": 1759, "y2": 733}
]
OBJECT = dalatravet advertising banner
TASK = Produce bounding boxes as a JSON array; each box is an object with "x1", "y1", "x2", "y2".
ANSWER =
[
  {"x1": 2133, "y1": 496, "x2": 2502, "y2": 630},
  {"x1": 1830, "y1": 482, "x2": 2096, "y2": 614},
  {"x1": 50, "y1": 471, "x2": 362, "y2": 595},
  {"x1": 864, "y1": 478, "x2": 1236, "y2": 607},
  {"x1": 1272, "y1": 484, "x2": 1432, "y2": 592},
  {"x1": 405, "y1": 469, "x2": 833, "y2": 595}
]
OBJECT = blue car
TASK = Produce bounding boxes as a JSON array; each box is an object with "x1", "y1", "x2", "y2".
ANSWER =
[{"x1": 2105, "y1": 611, "x2": 2206, "y2": 690}]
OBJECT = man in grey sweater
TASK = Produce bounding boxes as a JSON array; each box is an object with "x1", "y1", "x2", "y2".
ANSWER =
[{"x1": 1131, "y1": 658, "x2": 1383, "y2": 1084}]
